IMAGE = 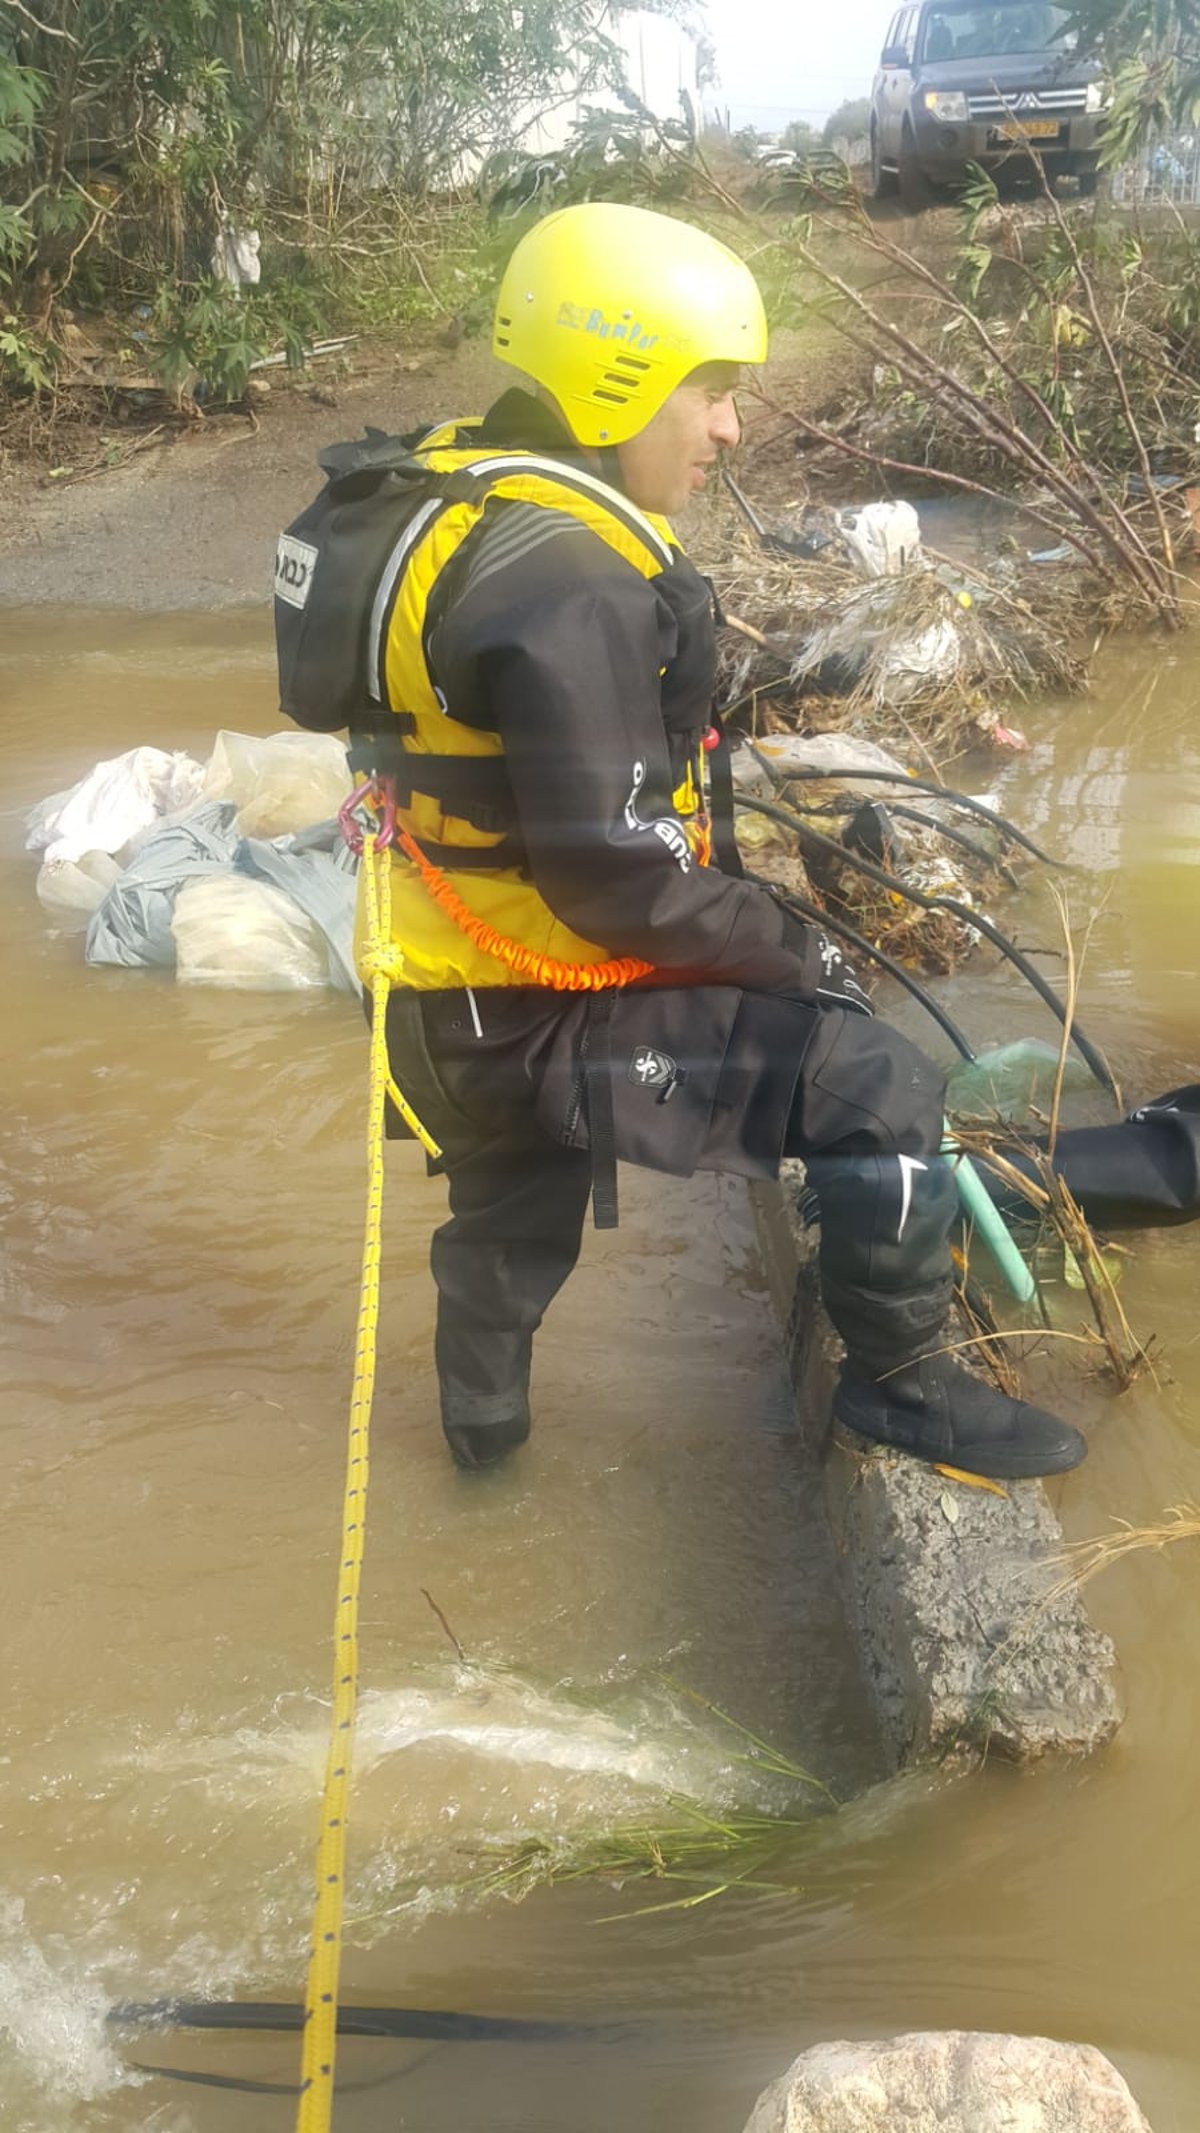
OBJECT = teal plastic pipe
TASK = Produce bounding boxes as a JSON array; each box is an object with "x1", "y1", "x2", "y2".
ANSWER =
[{"x1": 942, "y1": 1126, "x2": 1037, "y2": 1305}]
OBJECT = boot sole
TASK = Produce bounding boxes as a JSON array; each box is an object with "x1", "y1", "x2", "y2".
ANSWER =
[{"x1": 833, "y1": 1396, "x2": 1087, "y2": 1482}]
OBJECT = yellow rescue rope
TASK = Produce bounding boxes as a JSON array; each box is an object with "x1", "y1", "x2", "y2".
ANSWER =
[{"x1": 295, "y1": 838, "x2": 439, "y2": 2133}]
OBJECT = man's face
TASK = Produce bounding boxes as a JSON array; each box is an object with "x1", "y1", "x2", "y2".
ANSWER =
[{"x1": 615, "y1": 362, "x2": 743, "y2": 515}]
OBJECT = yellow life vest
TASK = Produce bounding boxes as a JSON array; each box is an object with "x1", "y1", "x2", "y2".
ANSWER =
[{"x1": 352, "y1": 426, "x2": 713, "y2": 992}]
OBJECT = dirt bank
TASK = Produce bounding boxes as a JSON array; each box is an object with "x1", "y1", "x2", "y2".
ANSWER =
[
  {"x1": 0, "y1": 339, "x2": 512, "y2": 611},
  {"x1": 0, "y1": 326, "x2": 838, "y2": 611}
]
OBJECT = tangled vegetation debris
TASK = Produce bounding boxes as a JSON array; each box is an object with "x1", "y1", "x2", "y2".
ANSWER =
[{"x1": 697, "y1": 506, "x2": 1089, "y2": 753}]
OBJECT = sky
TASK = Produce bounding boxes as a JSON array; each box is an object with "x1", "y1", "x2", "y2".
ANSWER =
[{"x1": 703, "y1": 0, "x2": 885, "y2": 130}]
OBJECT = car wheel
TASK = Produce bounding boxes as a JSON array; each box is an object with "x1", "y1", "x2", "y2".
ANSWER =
[
  {"x1": 870, "y1": 125, "x2": 899, "y2": 199},
  {"x1": 1077, "y1": 161, "x2": 1100, "y2": 198},
  {"x1": 898, "y1": 126, "x2": 935, "y2": 210}
]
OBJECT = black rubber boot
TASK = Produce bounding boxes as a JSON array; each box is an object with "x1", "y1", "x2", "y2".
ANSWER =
[
  {"x1": 834, "y1": 1353, "x2": 1087, "y2": 1480},
  {"x1": 440, "y1": 1378, "x2": 531, "y2": 1472}
]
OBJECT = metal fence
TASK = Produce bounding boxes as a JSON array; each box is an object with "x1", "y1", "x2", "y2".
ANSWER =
[
  {"x1": 1111, "y1": 137, "x2": 1200, "y2": 209},
  {"x1": 830, "y1": 132, "x2": 872, "y2": 169}
]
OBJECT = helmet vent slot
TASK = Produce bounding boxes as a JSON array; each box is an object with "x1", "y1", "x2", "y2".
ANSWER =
[
  {"x1": 602, "y1": 372, "x2": 637, "y2": 389},
  {"x1": 610, "y1": 354, "x2": 651, "y2": 373},
  {"x1": 593, "y1": 387, "x2": 629, "y2": 405}
]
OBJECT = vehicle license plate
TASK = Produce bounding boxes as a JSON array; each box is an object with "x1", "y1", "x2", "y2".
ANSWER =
[{"x1": 993, "y1": 119, "x2": 1060, "y2": 141}]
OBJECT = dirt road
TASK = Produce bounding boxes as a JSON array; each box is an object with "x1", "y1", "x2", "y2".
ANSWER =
[{"x1": 0, "y1": 341, "x2": 503, "y2": 610}]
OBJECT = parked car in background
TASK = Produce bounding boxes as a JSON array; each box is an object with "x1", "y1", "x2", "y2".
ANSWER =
[{"x1": 869, "y1": 0, "x2": 1108, "y2": 207}]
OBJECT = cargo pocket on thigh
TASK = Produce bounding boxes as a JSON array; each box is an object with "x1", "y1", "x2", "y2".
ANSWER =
[{"x1": 535, "y1": 986, "x2": 745, "y2": 1187}]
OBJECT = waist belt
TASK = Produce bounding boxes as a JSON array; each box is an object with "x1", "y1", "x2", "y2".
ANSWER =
[
  {"x1": 350, "y1": 728, "x2": 519, "y2": 837},
  {"x1": 407, "y1": 832, "x2": 527, "y2": 872}
]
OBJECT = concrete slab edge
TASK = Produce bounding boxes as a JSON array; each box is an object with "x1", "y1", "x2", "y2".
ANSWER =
[{"x1": 750, "y1": 1164, "x2": 1122, "y2": 1770}]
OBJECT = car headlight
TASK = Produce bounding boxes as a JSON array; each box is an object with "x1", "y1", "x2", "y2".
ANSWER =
[
  {"x1": 1085, "y1": 80, "x2": 1111, "y2": 113},
  {"x1": 922, "y1": 89, "x2": 969, "y2": 121}
]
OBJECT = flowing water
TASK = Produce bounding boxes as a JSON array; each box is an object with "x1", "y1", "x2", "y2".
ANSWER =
[{"x1": 2, "y1": 609, "x2": 1199, "y2": 2132}]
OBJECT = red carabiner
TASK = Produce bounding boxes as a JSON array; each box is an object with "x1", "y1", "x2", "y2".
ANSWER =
[{"x1": 338, "y1": 776, "x2": 397, "y2": 856}]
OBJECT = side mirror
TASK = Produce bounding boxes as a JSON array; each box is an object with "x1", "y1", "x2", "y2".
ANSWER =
[{"x1": 880, "y1": 41, "x2": 909, "y2": 66}]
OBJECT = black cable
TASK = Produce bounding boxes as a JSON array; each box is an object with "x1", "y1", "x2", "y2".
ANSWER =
[
  {"x1": 886, "y1": 801, "x2": 1021, "y2": 887},
  {"x1": 722, "y1": 471, "x2": 828, "y2": 559},
  {"x1": 744, "y1": 751, "x2": 1063, "y2": 869},
  {"x1": 109, "y1": 1999, "x2": 621, "y2": 2043},
  {"x1": 125, "y1": 2057, "x2": 430, "y2": 2097},
  {"x1": 788, "y1": 789, "x2": 1023, "y2": 887},
  {"x1": 112, "y1": 2000, "x2": 622, "y2": 2100},
  {"x1": 747, "y1": 870, "x2": 977, "y2": 1062},
  {"x1": 737, "y1": 792, "x2": 1116, "y2": 1093}
]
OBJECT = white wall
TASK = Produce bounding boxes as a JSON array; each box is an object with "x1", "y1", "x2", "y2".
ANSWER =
[{"x1": 513, "y1": 8, "x2": 701, "y2": 156}]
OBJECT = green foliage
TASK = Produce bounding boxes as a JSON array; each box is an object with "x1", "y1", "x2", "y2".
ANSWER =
[
  {"x1": 484, "y1": 96, "x2": 708, "y2": 224},
  {"x1": 0, "y1": 55, "x2": 45, "y2": 275},
  {"x1": 0, "y1": 312, "x2": 51, "y2": 390},
  {"x1": 0, "y1": 56, "x2": 46, "y2": 145},
  {"x1": 147, "y1": 276, "x2": 329, "y2": 401},
  {"x1": 780, "y1": 120, "x2": 822, "y2": 154},
  {"x1": 822, "y1": 97, "x2": 872, "y2": 146},
  {"x1": 936, "y1": 186, "x2": 1200, "y2": 477},
  {"x1": 1067, "y1": 0, "x2": 1200, "y2": 53},
  {"x1": 0, "y1": 0, "x2": 653, "y2": 374},
  {"x1": 955, "y1": 165, "x2": 1001, "y2": 302},
  {"x1": 0, "y1": 203, "x2": 30, "y2": 263},
  {"x1": 1065, "y1": 0, "x2": 1200, "y2": 158}
]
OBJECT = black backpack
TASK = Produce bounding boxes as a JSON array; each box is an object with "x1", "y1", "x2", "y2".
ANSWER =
[{"x1": 273, "y1": 428, "x2": 493, "y2": 758}]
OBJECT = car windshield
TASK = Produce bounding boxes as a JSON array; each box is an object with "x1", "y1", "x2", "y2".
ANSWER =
[{"x1": 919, "y1": 3, "x2": 1079, "y2": 62}]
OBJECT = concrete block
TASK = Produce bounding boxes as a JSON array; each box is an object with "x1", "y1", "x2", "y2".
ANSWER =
[
  {"x1": 750, "y1": 1166, "x2": 1122, "y2": 1768},
  {"x1": 742, "y1": 2031, "x2": 1154, "y2": 2132}
]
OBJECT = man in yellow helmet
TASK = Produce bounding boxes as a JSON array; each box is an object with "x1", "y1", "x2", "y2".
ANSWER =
[{"x1": 287, "y1": 203, "x2": 1084, "y2": 1483}]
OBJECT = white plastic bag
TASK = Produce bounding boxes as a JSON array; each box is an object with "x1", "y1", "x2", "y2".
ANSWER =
[
  {"x1": 838, "y1": 500, "x2": 923, "y2": 578},
  {"x1": 26, "y1": 747, "x2": 206, "y2": 864},
  {"x1": 210, "y1": 225, "x2": 261, "y2": 288},
  {"x1": 35, "y1": 850, "x2": 124, "y2": 921},
  {"x1": 200, "y1": 730, "x2": 350, "y2": 839},
  {"x1": 171, "y1": 874, "x2": 330, "y2": 991},
  {"x1": 878, "y1": 617, "x2": 961, "y2": 702}
]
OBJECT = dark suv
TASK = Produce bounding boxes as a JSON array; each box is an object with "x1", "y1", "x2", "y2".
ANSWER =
[{"x1": 870, "y1": 1, "x2": 1107, "y2": 205}]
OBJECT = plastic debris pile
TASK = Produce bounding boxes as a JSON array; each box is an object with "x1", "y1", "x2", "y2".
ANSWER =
[
  {"x1": 26, "y1": 731, "x2": 359, "y2": 994},
  {"x1": 696, "y1": 492, "x2": 1084, "y2": 748}
]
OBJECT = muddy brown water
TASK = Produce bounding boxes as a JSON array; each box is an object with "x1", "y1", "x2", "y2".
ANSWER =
[{"x1": 2, "y1": 610, "x2": 1199, "y2": 2132}]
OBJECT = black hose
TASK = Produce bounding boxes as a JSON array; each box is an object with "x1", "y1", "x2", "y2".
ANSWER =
[
  {"x1": 108, "y1": 1999, "x2": 621, "y2": 2043},
  {"x1": 110, "y1": 1999, "x2": 623, "y2": 2100},
  {"x1": 722, "y1": 471, "x2": 826, "y2": 558},
  {"x1": 747, "y1": 870, "x2": 976, "y2": 1062},
  {"x1": 737, "y1": 792, "x2": 1116, "y2": 1093},
  {"x1": 744, "y1": 751, "x2": 1063, "y2": 869},
  {"x1": 886, "y1": 801, "x2": 1021, "y2": 887},
  {"x1": 124, "y1": 2057, "x2": 426, "y2": 2097}
]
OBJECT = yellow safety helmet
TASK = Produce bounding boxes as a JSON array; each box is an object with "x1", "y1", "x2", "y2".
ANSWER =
[{"x1": 492, "y1": 202, "x2": 768, "y2": 447}]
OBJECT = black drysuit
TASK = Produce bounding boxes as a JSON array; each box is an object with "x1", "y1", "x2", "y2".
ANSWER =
[{"x1": 382, "y1": 393, "x2": 959, "y2": 1439}]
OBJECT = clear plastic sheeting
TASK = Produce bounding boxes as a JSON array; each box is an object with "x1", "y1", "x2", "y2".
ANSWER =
[
  {"x1": 25, "y1": 747, "x2": 206, "y2": 865},
  {"x1": 35, "y1": 850, "x2": 124, "y2": 923},
  {"x1": 172, "y1": 874, "x2": 331, "y2": 992},
  {"x1": 200, "y1": 730, "x2": 351, "y2": 839},
  {"x1": 236, "y1": 828, "x2": 358, "y2": 993},
  {"x1": 747, "y1": 732, "x2": 912, "y2": 789},
  {"x1": 946, "y1": 1040, "x2": 1096, "y2": 1121}
]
